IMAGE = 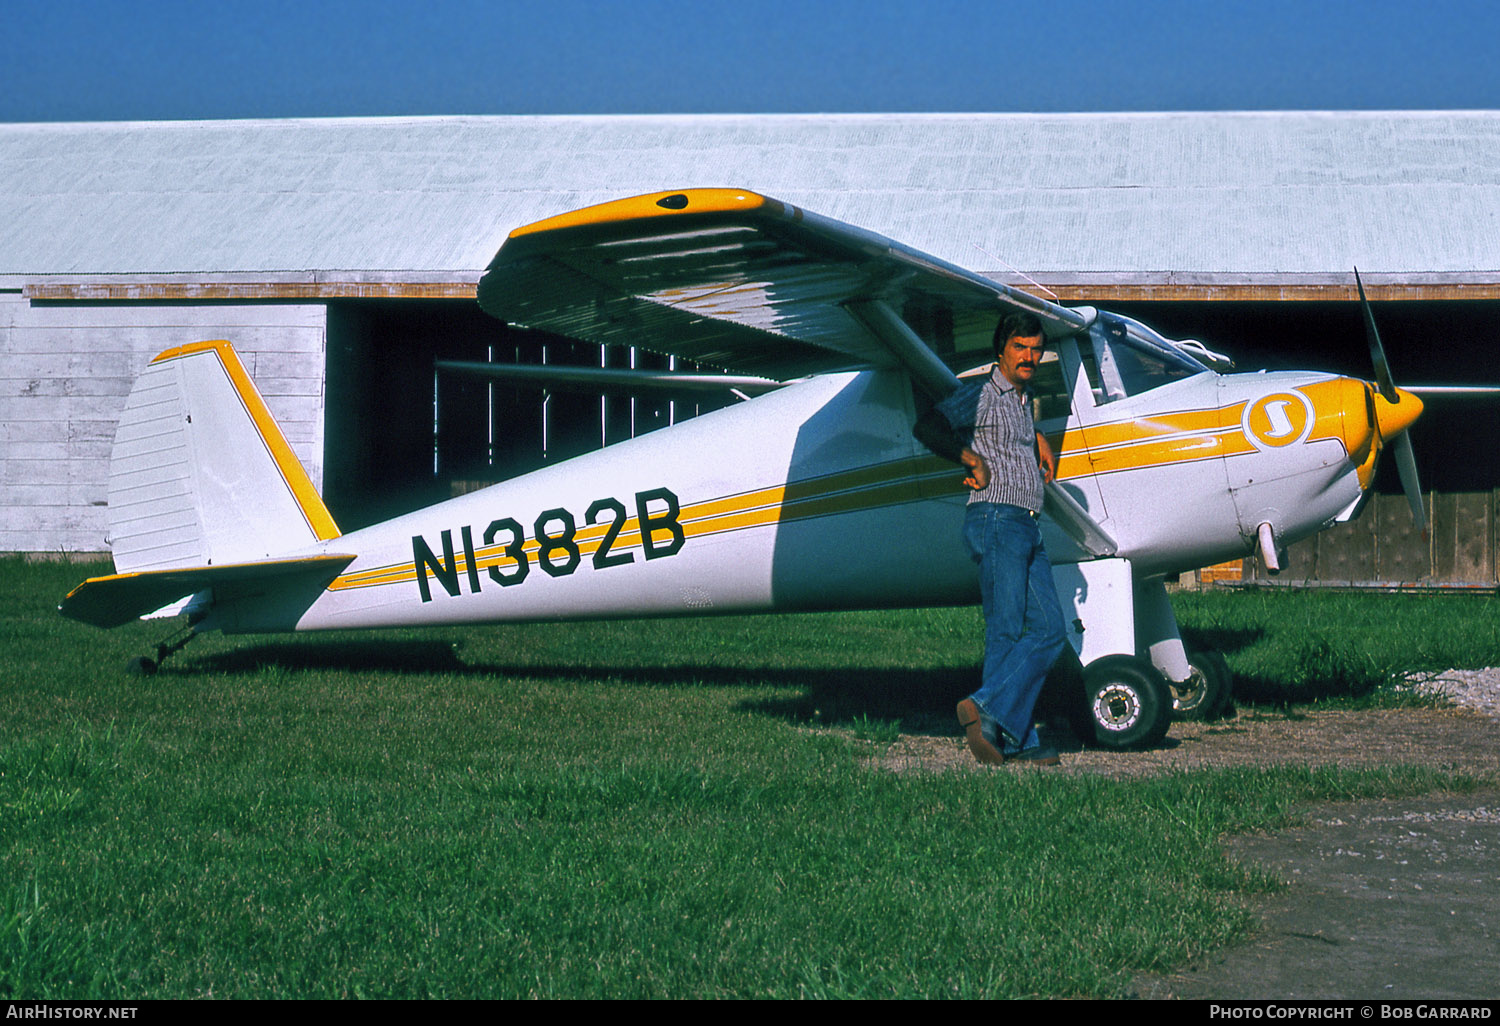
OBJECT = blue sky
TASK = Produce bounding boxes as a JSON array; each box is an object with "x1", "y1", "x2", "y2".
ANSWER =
[{"x1": 7, "y1": 0, "x2": 1500, "y2": 121}]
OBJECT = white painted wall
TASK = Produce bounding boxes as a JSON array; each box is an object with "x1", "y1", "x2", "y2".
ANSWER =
[{"x1": 0, "y1": 295, "x2": 326, "y2": 553}]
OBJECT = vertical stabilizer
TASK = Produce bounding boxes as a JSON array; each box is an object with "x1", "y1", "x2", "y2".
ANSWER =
[{"x1": 107, "y1": 341, "x2": 340, "y2": 573}]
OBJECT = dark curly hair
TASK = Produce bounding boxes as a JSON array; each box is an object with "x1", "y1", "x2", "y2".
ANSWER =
[{"x1": 992, "y1": 311, "x2": 1045, "y2": 357}]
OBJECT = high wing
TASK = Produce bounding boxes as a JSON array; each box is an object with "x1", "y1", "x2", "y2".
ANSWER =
[{"x1": 477, "y1": 188, "x2": 1093, "y2": 397}]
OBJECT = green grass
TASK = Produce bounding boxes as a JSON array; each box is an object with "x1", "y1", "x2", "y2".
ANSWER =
[
  {"x1": 1, "y1": 558, "x2": 1494, "y2": 998},
  {"x1": 1172, "y1": 587, "x2": 1500, "y2": 706}
]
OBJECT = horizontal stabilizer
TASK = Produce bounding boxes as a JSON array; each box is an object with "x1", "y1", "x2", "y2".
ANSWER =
[{"x1": 59, "y1": 554, "x2": 355, "y2": 629}]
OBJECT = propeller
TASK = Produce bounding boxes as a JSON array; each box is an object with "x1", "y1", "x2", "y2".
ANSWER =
[{"x1": 1354, "y1": 268, "x2": 1426, "y2": 533}]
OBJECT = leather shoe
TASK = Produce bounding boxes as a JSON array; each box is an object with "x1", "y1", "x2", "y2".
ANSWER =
[{"x1": 956, "y1": 699, "x2": 1006, "y2": 765}]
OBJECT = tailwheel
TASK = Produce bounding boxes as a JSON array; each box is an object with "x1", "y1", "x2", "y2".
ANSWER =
[
  {"x1": 1172, "y1": 649, "x2": 1234, "y2": 721},
  {"x1": 124, "y1": 627, "x2": 198, "y2": 675},
  {"x1": 1077, "y1": 655, "x2": 1174, "y2": 750}
]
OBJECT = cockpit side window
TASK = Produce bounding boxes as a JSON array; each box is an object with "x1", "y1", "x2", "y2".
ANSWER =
[
  {"x1": 1075, "y1": 332, "x2": 1118, "y2": 404},
  {"x1": 1029, "y1": 349, "x2": 1072, "y2": 423},
  {"x1": 1082, "y1": 315, "x2": 1209, "y2": 404}
]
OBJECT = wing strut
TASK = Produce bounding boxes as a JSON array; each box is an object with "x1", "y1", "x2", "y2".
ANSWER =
[
  {"x1": 1043, "y1": 483, "x2": 1118, "y2": 559},
  {"x1": 844, "y1": 300, "x2": 962, "y2": 399},
  {"x1": 435, "y1": 360, "x2": 787, "y2": 397}
]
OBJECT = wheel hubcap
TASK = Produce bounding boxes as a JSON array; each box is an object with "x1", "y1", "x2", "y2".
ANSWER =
[
  {"x1": 1171, "y1": 667, "x2": 1208, "y2": 712},
  {"x1": 1093, "y1": 684, "x2": 1142, "y2": 731}
]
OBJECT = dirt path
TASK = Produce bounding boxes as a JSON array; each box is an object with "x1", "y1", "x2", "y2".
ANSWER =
[
  {"x1": 874, "y1": 705, "x2": 1500, "y2": 999},
  {"x1": 877, "y1": 705, "x2": 1500, "y2": 779},
  {"x1": 1133, "y1": 790, "x2": 1500, "y2": 999}
]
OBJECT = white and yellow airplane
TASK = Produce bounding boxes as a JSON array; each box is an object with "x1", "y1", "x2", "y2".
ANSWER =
[{"x1": 60, "y1": 189, "x2": 1426, "y2": 750}]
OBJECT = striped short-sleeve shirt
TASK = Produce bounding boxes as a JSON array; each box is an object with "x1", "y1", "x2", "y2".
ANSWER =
[{"x1": 932, "y1": 367, "x2": 1044, "y2": 513}]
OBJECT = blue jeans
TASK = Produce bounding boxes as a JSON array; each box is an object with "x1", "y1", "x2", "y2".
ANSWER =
[{"x1": 963, "y1": 503, "x2": 1066, "y2": 754}]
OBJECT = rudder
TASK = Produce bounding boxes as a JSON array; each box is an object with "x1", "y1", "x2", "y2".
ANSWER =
[{"x1": 107, "y1": 340, "x2": 340, "y2": 573}]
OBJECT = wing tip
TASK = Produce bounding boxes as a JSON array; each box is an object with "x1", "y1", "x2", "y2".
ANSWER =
[{"x1": 507, "y1": 188, "x2": 773, "y2": 240}]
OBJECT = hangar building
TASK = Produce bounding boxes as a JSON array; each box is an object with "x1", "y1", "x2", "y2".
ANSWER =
[{"x1": 3, "y1": 112, "x2": 1498, "y2": 584}]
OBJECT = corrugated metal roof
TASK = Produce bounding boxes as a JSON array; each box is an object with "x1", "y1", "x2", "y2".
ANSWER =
[{"x1": 2, "y1": 112, "x2": 1498, "y2": 285}]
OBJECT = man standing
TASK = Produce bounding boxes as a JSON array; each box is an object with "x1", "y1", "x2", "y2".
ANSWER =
[{"x1": 914, "y1": 312, "x2": 1066, "y2": 766}]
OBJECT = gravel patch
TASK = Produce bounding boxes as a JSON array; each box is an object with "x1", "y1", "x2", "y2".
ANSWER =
[
  {"x1": 1401, "y1": 666, "x2": 1500, "y2": 721},
  {"x1": 868, "y1": 673, "x2": 1500, "y2": 779},
  {"x1": 873, "y1": 706, "x2": 1500, "y2": 778},
  {"x1": 1133, "y1": 789, "x2": 1500, "y2": 1000}
]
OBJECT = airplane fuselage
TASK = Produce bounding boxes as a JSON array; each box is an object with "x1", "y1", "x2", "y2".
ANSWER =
[{"x1": 200, "y1": 354, "x2": 1380, "y2": 637}]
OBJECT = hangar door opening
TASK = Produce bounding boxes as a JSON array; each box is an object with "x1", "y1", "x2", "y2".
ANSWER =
[{"x1": 324, "y1": 300, "x2": 734, "y2": 532}]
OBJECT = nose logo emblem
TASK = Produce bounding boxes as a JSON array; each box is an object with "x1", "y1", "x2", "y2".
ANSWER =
[
  {"x1": 1263, "y1": 400, "x2": 1296, "y2": 437},
  {"x1": 1244, "y1": 392, "x2": 1312, "y2": 449}
]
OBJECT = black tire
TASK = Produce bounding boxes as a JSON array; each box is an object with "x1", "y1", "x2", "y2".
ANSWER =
[
  {"x1": 1172, "y1": 650, "x2": 1233, "y2": 721},
  {"x1": 125, "y1": 655, "x2": 157, "y2": 676},
  {"x1": 1079, "y1": 655, "x2": 1173, "y2": 750}
]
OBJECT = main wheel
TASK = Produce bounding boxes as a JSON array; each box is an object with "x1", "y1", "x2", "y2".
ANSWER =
[
  {"x1": 1172, "y1": 650, "x2": 1233, "y2": 721},
  {"x1": 1079, "y1": 655, "x2": 1173, "y2": 750}
]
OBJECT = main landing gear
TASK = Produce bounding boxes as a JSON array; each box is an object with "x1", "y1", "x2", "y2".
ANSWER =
[
  {"x1": 1049, "y1": 561, "x2": 1239, "y2": 749},
  {"x1": 1073, "y1": 654, "x2": 1174, "y2": 750},
  {"x1": 1059, "y1": 647, "x2": 1235, "y2": 751},
  {"x1": 1068, "y1": 645, "x2": 1242, "y2": 750},
  {"x1": 1171, "y1": 649, "x2": 1235, "y2": 722}
]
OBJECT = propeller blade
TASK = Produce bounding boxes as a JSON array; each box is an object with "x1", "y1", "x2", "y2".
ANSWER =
[
  {"x1": 1355, "y1": 269, "x2": 1425, "y2": 531},
  {"x1": 1393, "y1": 433, "x2": 1426, "y2": 533},
  {"x1": 1355, "y1": 268, "x2": 1398, "y2": 403}
]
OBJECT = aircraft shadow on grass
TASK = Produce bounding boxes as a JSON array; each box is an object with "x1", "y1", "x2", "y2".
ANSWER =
[
  {"x1": 180, "y1": 638, "x2": 977, "y2": 733},
  {"x1": 186, "y1": 640, "x2": 969, "y2": 694},
  {"x1": 177, "y1": 623, "x2": 1267, "y2": 744}
]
